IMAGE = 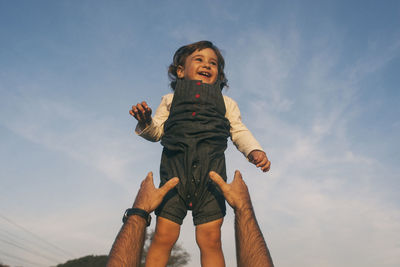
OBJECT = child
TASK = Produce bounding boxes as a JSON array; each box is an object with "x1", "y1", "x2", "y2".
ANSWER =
[{"x1": 130, "y1": 41, "x2": 270, "y2": 267}]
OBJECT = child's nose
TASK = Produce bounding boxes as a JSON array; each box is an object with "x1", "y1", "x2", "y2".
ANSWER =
[{"x1": 202, "y1": 62, "x2": 211, "y2": 69}]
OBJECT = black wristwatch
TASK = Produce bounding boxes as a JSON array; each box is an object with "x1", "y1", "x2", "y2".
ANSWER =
[{"x1": 123, "y1": 208, "x2": 151, "y2": 226}]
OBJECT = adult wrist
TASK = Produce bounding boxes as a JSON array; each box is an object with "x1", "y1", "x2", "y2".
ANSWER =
[
  {"x1": 132, "y1": 203, "x2": 151, "y2": 213},
  {"x1": 123, "y1": 208, "x2": 152, "y2": 226},
  {"x1": 234, "y1": 203, "x2": 253, "y2": 214}
]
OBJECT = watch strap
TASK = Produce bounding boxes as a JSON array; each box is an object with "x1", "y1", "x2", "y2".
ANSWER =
[{"x1": 123, "y1": 208, "x2": 151, "y2": 226}]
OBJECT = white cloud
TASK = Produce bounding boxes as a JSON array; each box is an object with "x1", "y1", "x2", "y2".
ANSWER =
[
  {"x1": 213, "y1": 27, "x2": 400, "y2": 266},
  {"x1": 1, "y1": 5, "x2": 399, "y2": 266},
  {"x1": 0, "y1": 91, "x2": 153, "y2": 185}
]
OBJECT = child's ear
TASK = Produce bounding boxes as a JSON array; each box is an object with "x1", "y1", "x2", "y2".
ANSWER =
[{"x1": 177, "y1": 65, "x2": 185, "y2": 79}]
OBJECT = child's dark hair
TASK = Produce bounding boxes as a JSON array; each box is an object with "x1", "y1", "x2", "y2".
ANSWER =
[{"x1": 168, "y1": 40, "x2": 228, "y2": 90}]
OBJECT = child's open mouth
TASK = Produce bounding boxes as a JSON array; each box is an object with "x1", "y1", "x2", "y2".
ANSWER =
[{"x1": 198, "y1": 71, "x2": 211, "y2": 77}]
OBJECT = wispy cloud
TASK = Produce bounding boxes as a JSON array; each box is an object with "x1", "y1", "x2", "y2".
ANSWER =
[
  {"x1": 0, "y1": 90, "x2": 151, "y2": 185},
  {"x1": 1, "y1": 2, "x2": 399, "y2": 266},
  {"x1": 217, "y1": 26, "x2": 400, "y2": 266}
]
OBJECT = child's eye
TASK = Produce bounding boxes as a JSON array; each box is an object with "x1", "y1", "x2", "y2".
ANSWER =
[
  {"x1": 195, "y1": 58, "x2": 202, "y2": 62},
  {"x1": 210, "y1": 61, "x2": 217, "y2": 66}
]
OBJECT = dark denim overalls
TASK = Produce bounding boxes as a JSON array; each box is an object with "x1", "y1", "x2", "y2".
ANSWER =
[{"x1": 155, "y1": 79, "x2": 230, "y2": 225}]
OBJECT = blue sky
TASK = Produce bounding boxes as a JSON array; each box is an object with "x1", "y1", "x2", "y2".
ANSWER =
[{"x1": 1, "y1": 0, "x2": 399, "y2": 266}]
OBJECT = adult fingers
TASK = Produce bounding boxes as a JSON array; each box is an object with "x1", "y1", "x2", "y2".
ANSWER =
[
  {"x1": 140, "y1": 171, "x2": 153, "y2": 187},
  {"x1": 209, "y1": 171, "x2": 228, "y2": 190},
  {"x1": 159, "y1": 177, "x2": 179, "y2": 196},
  {"x1": 233, "y1": 170, "x2": 243, "y2": 181},
  {"x1": 147, "y1": 171, "x2": 154, "y2": 183}
]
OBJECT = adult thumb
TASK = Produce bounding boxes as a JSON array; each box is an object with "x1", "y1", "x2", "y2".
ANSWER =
[
  {"x1": 209, "y1": 171, "x2": 226, "y2": 189},
  {"x1": 159, "y1": 177, "x2": 179, "y2": 195},
  {"x1": 233, "y1": 170, "x2": 243, "y2": 181}
]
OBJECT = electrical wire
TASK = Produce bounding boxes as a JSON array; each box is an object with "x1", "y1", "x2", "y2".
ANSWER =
[
  {"x1": 0, "y1": 227, "x2": 68, "y2": 260},
  {"x1": 0, "y1": 249, "x2": 45, "y2": 267},
  {"x1": 0, "y1": 213, "x2": 75, "y2": 258},
  {"x1": 0, "y1": 238, "x2": 59, "y2": 264}
]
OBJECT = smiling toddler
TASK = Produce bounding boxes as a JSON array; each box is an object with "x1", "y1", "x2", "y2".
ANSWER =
[{"x1": 130, "y1": 40, "x2": 270, "y2": 267}]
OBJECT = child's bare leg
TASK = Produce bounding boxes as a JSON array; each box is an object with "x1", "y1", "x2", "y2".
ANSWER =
[
  {"x1": 195, "y1": 218, "x2": 225, "y2": 267},
  {"x1": 146, "y1": 217, "x2": 180, "y2": 267}
]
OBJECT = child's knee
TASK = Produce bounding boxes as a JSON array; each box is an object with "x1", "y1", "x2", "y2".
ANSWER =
[
  {"x1": 154, "y1": 229, "x2": 179, "y2": 247},
  {"x1": 153, "y1": 221, "x2": 180, "y2": 248},
  {"x1": 196, "y1": 225, "x2": 222, "y2": 249}
]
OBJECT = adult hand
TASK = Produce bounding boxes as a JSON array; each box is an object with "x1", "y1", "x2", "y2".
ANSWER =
[
  {"x1": 133, "y1": 172, "x2": 179, "y2": 213},
  {"x1": 248, "y1": 150, "x2": 271, "y2": 172},
  {"x1": 209, "y1": 170, "x2": 252, "y2": 211},
  {"x1": 129, "y1": 101, "x2": 152, "y2": 127}
]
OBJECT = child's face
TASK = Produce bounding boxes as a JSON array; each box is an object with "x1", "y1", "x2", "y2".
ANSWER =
[{"x1": 177, "y1": 48, "x2": 218, "y2": 84}]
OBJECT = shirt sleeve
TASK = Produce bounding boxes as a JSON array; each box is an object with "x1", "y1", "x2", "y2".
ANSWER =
[
  {"x1": 224, "y1": 95, "x2": 264, "y2": 158},
  {"x1": 134, "y1": 94, "x2": 173, "y2": 142}
]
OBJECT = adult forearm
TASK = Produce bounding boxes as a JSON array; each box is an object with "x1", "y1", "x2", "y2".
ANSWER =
[
  {"x1": 107, "y1": 216, "x2": 147, "y2": 267},
  {"x1": 235, "y1": 207, "x2": 274, "y2": 267}
]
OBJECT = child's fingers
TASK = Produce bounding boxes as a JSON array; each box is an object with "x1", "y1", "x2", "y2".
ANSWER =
[
  {"x1": 136, "y1": 103, "x2": 149, "y2": 121},
  {"x1": 130, "y1": 102, "x2": 152, "y2": 125},
  {"x1": 256, "y1": 157, "x2": 267, "y2": 168},
  {"x1": 137, "y1": 103, "x2": 152, "y2": 122},
  {"x1": 141, "y1": 102, "x2": 152, "y2": 120},
  {"x1": 136, "y1": 103, "x2": 145, "y2": 116},
  {"x1": 253, "y1": 156, "x2": 262, "y2": 164},
  {"x1": 145, "y1": 107, "x2": 152, "y2": 117},
  {"x1": 130, "y1": 106, "x2": 141, "y2": 121},
  {"x1": 260, "y1": 160, "x2": 271, "y2": 172},
  {"x1": 249, "y1": 150, "x2": 266, "y2": 165},
  {"x1": 143, "y1": 108, "x2": 152, "y2": 120},
  {"x1": 141, "y1": 101, "x2": 150, "y2": 111}
]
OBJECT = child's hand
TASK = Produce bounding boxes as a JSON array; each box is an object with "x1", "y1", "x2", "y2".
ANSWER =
[
  {"x1": 130, "y1": 101, "x2": 152, "y2": 127},
  {"x1": 248, "y1": 150, "x2": 271, "y2": 172}
]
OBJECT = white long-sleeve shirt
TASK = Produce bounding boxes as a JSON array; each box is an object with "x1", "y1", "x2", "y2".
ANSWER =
[{"x1": 135, "y1": 93, "x2": 263, "y2": 158}]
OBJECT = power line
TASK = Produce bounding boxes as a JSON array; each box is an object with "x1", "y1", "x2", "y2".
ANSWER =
[
  {"x1": 0, "y1": 238, "x2": 59, "y2": 264},
  {"x1": 0, "y1": 213, "x2": 75, "y2": 258},
  {"x1": 0, "y1": 249, "x2": 45, "y2": 267},
  {"x1": 0, "y1": 227, "x2": 68, "y2": 260},
  {"x1": 0, "y1": 230, "x2": 62, "y2": 263}
]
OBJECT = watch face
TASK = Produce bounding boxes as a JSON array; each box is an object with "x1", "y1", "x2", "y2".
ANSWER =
[
  {"x1": 122, "y1": 210, "x2": 129, "y2": 223},
  {"x1": 146, "y1": 215, "x2": 152, "y2": 226}
]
